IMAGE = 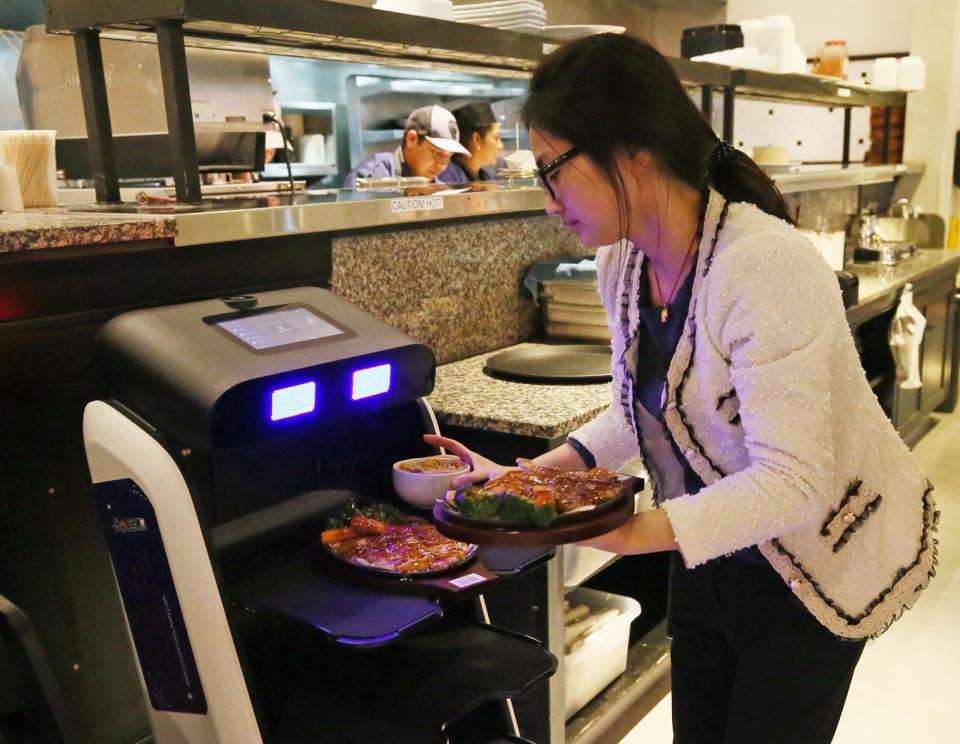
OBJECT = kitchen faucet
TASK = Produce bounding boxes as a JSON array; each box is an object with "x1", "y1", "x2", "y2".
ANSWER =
[
  {"x1": 887, "y1": 198, "x2": 921, "y2": 219},
  {"x1": 856, "y1": 205, "x2": 881, "y2": 249}
]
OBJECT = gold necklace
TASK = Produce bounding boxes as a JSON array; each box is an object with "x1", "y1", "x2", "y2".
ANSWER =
[{"x1": 650, "y1": 232, "x2": 699, "y2": 322}]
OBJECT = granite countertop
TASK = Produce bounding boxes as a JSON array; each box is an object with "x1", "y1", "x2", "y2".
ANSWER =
[
  {"x1": 429, "y1": 343, "x2": 611, "y2": 439},
  {"x1": 0, "y1": 211, "x2": 176, "y2": 254},
  {"x1": 849, "y1": 248, "x2": 960, "y2": 307}
]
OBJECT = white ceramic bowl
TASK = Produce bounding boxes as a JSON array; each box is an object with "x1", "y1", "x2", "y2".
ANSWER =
[{"x1": 392, "y1": 454, "x2": 470, "y2": 508}]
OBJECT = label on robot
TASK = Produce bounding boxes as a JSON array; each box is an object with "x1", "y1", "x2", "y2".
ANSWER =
[
  {"x1": 449, "y1": 573, "x2": 489, "y2": 589},
  {"x1": 94, "y1": 478, "x2": 208, "y2": 714}
]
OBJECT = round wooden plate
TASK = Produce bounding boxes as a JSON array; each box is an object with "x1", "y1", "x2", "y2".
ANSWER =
[{"x1": 432, "y1": 492, "x2": 635, "y2": 546}]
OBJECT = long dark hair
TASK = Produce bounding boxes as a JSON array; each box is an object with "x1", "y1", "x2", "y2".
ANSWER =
[
  {"x1": 452, "y1": 102, "x2": 497, "y2": 174},
  {"x1": 522, "y1": 34, "x2": 793, "y2": 230}
]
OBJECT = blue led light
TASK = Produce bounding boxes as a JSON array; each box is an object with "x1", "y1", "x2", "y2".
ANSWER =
[
  {"x1": 351, "y1": 363, "x2": 392, "y2": 400},
  {"x1": 270, "y1": 381, "x2": 316, "y2": 421}
]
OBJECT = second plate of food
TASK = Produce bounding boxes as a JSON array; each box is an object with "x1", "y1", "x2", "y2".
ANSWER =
[{"x1": 319, "y1": 501, "x2": 478, "y2": 578}]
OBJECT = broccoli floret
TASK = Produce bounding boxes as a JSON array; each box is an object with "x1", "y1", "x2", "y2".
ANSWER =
[
  {"x1": 455, "y1": 487, "x2": 501, "y2": 519},
  {"x1": 498, "y1": 492, "x2": 536, "y2": 523},
  {"x1": 326, "y1": 499, "x2": 360, "y2": 529},
  {"x1": 326, "y1": 499, "x2": 405, "y2": 529},
  {"x1": 360, "y1": 501, "x2": 404, "y2": 525},
  {"x1": 531, "y1": 502, "x2": 558, "y2": 528}
]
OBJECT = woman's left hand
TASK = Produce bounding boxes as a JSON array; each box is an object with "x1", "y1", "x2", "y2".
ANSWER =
[{"x1": 575, "y1": 509, "x2": 679, "y2": 555}]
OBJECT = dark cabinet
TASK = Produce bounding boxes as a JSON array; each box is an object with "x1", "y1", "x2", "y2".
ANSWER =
[
  {"x1": 919, "y1": 282, "x2": 951, "y2": 402},
  {"x1": 893, "y1": 274, "x2": 957, "y2": 441}
]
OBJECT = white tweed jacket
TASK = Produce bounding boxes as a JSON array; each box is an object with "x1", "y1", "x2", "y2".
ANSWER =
[{"x1": 570, "y1": 188, "x2": 938, "y2": 639}]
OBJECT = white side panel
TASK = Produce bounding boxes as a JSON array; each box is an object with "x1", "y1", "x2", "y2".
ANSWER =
[{"x1": 83, "y1": 400, "x2": 263, "y2": 744}]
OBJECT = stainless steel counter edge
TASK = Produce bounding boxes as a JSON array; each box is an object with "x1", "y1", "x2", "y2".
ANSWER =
[
  {"x1": 173, "y1": 186, "x2": 547, "y2": 246},
  {"x1": 773, "y1": 162, "x2": 925, "y2": 194},
  {"x1": 847, "y1": 249, "x2": 960, "y2": 326}
]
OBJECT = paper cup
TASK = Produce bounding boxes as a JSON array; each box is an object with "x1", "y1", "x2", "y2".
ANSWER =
[{"x1": 0, "y1": 130, "x2": 58, "y2": 208}]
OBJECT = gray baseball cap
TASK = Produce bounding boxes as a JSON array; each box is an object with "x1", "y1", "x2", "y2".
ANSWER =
[{"x1": 405, "y1": 105, "x2": 471, "y2": 156}]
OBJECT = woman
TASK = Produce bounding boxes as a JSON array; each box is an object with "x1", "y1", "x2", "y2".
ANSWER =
[
  {"x1": 427, "y1": 34, "x2": 938, "y2": 744},
  {"x1": 438, "y1": 102, "x2": 502, "y2": 183}
]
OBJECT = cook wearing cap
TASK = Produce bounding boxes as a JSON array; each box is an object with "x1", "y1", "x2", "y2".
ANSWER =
[
  {"x1": 343, "y1": 105, "x2": 470, "y2": 187},
  {"x1": 438, "y1": 102, "x2": 502, "y2": 184}
]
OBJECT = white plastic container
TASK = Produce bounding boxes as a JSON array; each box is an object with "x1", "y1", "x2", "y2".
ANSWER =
[
  {"x1": 758, "y1": 15, "x2": 795, "y2": 73},
  {"x1": 737, "y1": 18, "x2": 762, "y2": 50},
  {"x1": 0, "y1": 163, "x2": 23, "y2": 212},
  {"x1": 898, "y1": 56, "x2": 926, "y2": 91},
  {"x1": 563, "y1": 546, "x2": 617, "y2": 588},
  {"x1": 0, "y1": 130, "x2": 57, "y2": 208},
  {"x1": 871, "y1": 57, "x2": 898, "y2": 88},
  {"x1": 564, "y1": 587, "x2": 642, "y2": 719}
]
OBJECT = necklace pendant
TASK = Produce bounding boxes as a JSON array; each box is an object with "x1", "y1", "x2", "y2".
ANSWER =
[{"x1": 660, "y1": 305, "x2": 669, "y2": 323}]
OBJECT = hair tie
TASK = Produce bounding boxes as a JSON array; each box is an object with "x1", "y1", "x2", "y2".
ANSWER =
[{"x1": 713, "y1": 139, "x2": 735, "y2": 166}]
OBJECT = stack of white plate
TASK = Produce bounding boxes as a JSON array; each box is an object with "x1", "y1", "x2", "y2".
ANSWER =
[
  {"x1": 373, "y1": 0, "x2": 454, "y2": 22},
  {"x1": 452, "y1": 1, "x2": 547, "y2": 34}
]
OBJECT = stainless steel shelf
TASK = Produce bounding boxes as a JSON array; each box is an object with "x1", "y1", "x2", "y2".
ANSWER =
[
  {"x1": 669, "y1": 58, "x2": 908, "y2": 108},
  {"x1": 356, "y1": 78, "x2": 526, "y2": 99},
  {"x1": 261, "y1": 163, "x2": 337, "y2": 179},
  {"x1": 362, "y1": 129, "x2": 521, "y2": 144},
  {"x1": 45, "y1": 0, "x2": 546, "y2": 74},
  {"x1": 734, "y1": 68, "x2": 907, "y2": 108},
  {"x1": 771, "y1": 162, "x2": 924, "y2": 194}
]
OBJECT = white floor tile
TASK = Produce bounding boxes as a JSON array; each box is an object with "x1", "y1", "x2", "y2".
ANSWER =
[{"x1": 615, "y1": 410, "x2": 960, "y2": 744}]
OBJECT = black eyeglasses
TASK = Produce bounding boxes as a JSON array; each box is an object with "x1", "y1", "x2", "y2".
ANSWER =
[{"x1": 534, "y1": 146, "x2": 582, "y2": 200}]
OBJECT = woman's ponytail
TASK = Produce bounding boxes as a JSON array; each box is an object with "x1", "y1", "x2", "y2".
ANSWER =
[{"x1": 708, "y1": 140, "x2": 795, "y2": 224}]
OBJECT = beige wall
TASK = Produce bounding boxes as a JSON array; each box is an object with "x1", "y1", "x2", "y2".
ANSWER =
[
  {"x1": 726, "y1": 0, "x2": 912, "y2": 57},
  {"x1": 903, "y1": 0, "x2": 960, "y2": 228}
]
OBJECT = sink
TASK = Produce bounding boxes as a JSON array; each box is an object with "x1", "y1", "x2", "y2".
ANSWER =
[
  {"x1": 854, "y1": 241, "x2": 917, "y2": 266},
  {"x1": 873, "y1": 214, "x2": 944, "y2": 247}
]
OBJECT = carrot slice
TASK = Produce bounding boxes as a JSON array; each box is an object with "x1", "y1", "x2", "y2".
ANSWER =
[{"x1": 320, "y1": 527, "x2": 360, "y2": 544}]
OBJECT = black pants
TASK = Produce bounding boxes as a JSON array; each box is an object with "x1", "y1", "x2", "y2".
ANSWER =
[{"x1": 667, "y1": 552, "x2": 865, "y2": 744}]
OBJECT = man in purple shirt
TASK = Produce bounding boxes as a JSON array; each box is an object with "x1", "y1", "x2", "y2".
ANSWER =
[{"x1": 343, "y1": 105, "x2": 470, "y2": 187}]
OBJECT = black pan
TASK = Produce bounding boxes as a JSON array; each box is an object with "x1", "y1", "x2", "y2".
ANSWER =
[{"x1": 484, "y1": 344, "x2": 611, "y2": 383}]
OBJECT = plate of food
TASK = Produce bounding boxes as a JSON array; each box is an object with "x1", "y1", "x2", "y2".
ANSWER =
[
  {"x1": 319, "y1": 499, "x2": 478, "y2": 578},
  {"x1": 433, "y1": 460, "x2": 639, "y2": 545}
]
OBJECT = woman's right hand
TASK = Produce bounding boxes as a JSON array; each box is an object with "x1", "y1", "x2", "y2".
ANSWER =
[{"x1": 423, "y1": 434, "x2": 514, "y2": 488}]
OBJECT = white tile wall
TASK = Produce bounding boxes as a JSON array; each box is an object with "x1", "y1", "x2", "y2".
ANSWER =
[{"x1": 716, "y1": 60, "x2": 877, "y2": 163}]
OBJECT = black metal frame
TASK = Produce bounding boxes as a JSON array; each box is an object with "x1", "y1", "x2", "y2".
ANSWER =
[
  {"x1": 72, "y1": 30, "x2": 120, "y2": 203},
  {"x1": 69, "y1": 22, "x2": 204, "y2": 202},
  {"x1": 156, "y1": 21, "x2": 202, "y2": 202}
]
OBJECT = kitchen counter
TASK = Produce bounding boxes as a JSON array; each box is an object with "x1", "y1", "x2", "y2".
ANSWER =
[
  {"x1": 847, "y1": 248, "x2": 960, "y2": 325},
  {"x1": 50, "y1": 182, "x2": 545, "y2": 247},
  {"x1": 429, "y1": 343, "x2": 610, "y2": 440},
  {"x1": 431, "y1": 250, "x2": 960, "y2": 447},
  {"x1": 0, "y1": 210, "x2": 176, "y2": 253}
]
